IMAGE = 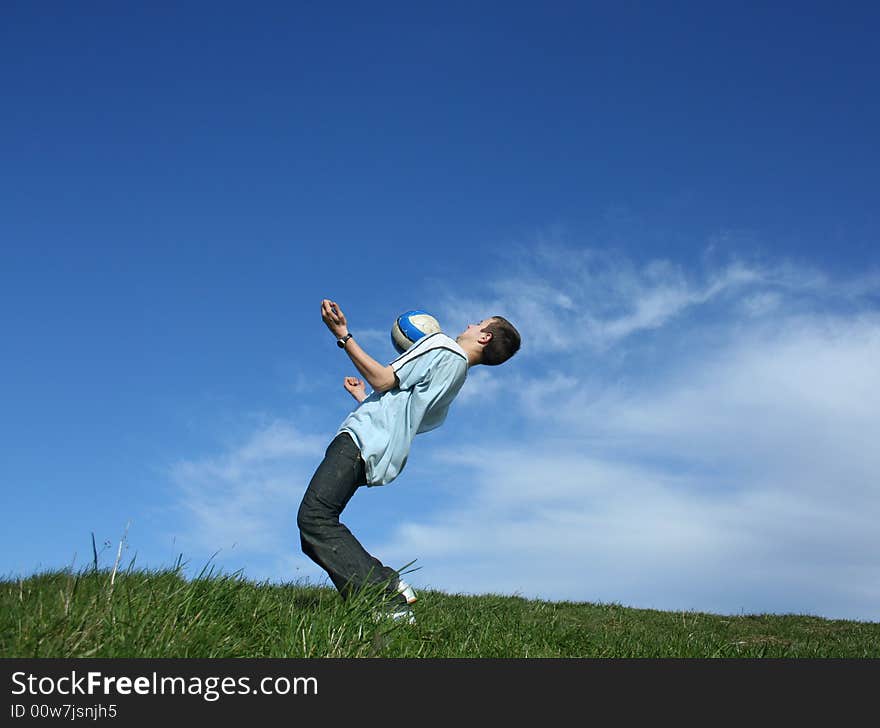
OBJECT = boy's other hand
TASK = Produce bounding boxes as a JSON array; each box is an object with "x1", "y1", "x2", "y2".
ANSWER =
[{"x1": 343, "y1": 376, "x2": 367, "y2": 402}]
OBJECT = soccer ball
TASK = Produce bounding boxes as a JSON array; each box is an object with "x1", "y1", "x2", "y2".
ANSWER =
[{"x1": 391, "y1": 310, "x2": 442, "y2": 353}]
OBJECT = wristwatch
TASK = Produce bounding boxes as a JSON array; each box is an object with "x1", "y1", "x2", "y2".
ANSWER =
[{"x1": 336, "y1": 333, "x2": 353, "y2": 349}]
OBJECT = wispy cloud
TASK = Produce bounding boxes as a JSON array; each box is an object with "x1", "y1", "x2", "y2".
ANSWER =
[
  {"x1": 349, "y1": 327, "x2": 388, "y2": 349},
  {"x1": 435, "y1": 243, "x2": 879, "y2": 355},
  {"x1": 169, "y1": 420, "x2": 327, "y2": 579}
]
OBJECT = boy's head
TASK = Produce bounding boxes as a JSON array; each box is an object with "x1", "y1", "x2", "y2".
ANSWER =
[{"x1": 457, "y1": 316, "x2": 521, "y2": 366}]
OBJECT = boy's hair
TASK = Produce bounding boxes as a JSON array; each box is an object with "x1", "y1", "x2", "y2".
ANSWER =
[{"x1": 480, "y1": 316, "x2": 521, "y2": 366}]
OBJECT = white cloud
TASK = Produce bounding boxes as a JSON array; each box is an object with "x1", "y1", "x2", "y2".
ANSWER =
[
  {"x1": 350, "y1": 327, "x2": 388, "y2": 349},
  {"x1": 436, "y1": 244, "x2": 879, "y2": 356},
  {"x1": 374, "y1": 251, "x2": 880, "y2": 621},
  {"x1": 169, "y1": 421, "x2": 327, "y2": 572},
  {"x1": 741, "y1": 292, "x2": 782, "y2": 317},
  {"x1": 437, "y1": 247, "x2": 765, "y2": 353}
]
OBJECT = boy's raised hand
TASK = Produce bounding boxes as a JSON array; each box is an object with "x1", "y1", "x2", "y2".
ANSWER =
[{"x1": 321, "y1": 299, "x2": 349, "y2": 338}]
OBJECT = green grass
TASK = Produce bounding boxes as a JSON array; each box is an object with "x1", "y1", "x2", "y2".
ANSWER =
[{"x1": 2, "y1": 566, "x2": 878, "y2": 658}]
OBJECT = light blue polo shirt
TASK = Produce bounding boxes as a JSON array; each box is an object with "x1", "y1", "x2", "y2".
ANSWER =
[{"x1": 338, "y1": 332, "x2": 469, "y2": 486}]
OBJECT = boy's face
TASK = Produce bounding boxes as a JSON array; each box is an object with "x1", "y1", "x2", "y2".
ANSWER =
[{"x1": 456, "y1": 318, "x2": 495, "y2": 345}]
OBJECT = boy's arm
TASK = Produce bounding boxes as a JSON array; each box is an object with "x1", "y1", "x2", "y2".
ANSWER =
[
  {"x1": 341, "y1": 337, "x2": 398, "y2": 392},
  {"x1": 322, "y1": 299, "x2": 397, "y2": 393}
]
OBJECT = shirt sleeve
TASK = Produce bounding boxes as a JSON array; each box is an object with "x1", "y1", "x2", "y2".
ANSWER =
[
  {"x1": 391, "y1": 348, "x2": 437, "y2": 391},
  {"x1": 415, "y1": 365, "x2": 461, "y2": 433},
  {"x1": 408, "y1": 352, "x2": 469, "y2": 433},
  {"x1": 390, "y1": 335, "x2": 468, "y2": 427},
  {"x1": 390, "y1": 333, "x2": 466, "y2": 391}
]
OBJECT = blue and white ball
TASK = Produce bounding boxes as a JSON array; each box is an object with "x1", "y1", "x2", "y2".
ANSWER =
[{"x1": 391, "y1": 310, "x2": 442, "y2": 354}]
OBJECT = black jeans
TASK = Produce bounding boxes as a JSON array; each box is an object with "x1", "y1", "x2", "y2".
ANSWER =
[{"x1": 297, "y1": 432, "x2": 404, "y2": 604}]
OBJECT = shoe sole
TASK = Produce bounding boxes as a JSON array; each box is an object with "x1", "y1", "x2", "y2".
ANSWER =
[{"x1": 372, "y1": 608, "x2": 416, "y2": 626}]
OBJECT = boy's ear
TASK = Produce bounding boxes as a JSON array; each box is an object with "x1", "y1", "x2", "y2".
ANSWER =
[{"x1": 478, "y1": 331, "x2": 493, "y2": 346}]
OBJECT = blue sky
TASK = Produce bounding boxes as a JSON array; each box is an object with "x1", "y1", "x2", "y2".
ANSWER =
[{"x1": 2, "y1": 3, "x2": 879, "y2": 622}]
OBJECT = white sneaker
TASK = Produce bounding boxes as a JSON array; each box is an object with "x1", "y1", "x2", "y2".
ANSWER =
[{"x1": 396, "y1": 580, "x2": 417, "y2": 605}]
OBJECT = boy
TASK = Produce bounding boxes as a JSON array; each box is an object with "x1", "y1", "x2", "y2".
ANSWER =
[{"x1": 297, "y1": 299, "x2": 520, "y2": 621}]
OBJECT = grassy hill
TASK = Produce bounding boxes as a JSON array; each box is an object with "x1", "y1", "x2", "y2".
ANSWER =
[{"x1": 2, "y1": 567, "x2": 877, "y2": 658}]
